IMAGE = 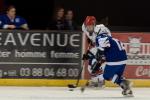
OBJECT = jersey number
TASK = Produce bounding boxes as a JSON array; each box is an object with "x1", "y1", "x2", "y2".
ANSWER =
[{"x1": 113, "y1": 38, "x2": 125, "y2": 51}]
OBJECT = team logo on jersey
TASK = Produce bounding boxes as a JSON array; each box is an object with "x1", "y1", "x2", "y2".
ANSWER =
[
  {"x1": 128, "y1": 37, "x2": 141, "y2": 54},
  {"x1": 15, "y1": 18, "x2": 20, "y2": 23}
]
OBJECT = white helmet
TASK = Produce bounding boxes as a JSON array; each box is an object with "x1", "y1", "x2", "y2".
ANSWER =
[{"x1": 94, "y1": 24, "x2": 111, "y2": 36}]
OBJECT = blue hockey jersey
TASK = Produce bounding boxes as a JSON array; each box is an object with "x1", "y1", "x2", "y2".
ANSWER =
[
  {"x1": 96, "y1": 33, "x2": 127, "y2": 62},
  {"x1": 0, "y1": 14, "x2": 27, "y2": 29}
]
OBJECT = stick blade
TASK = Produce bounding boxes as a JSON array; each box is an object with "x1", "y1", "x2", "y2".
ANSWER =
[{"x1": 68, "y1": 84, "x2": 77, "y2": 88}]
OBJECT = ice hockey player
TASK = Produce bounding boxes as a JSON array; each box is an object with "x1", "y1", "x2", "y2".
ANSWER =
[
  {"x1": 94, "y1": 24, "x2": 133, "y2": 96},
  {"x1": 82, "y1": 16, "x2": 97, "y2": 44},
  {"x1": 82, "y1": 16, "x2": 105, "y2": 88}
]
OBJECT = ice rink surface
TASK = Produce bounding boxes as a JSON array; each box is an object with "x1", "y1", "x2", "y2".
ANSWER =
[{"x1": 0, "y1": 87, "x2": 149, "y2": 100}]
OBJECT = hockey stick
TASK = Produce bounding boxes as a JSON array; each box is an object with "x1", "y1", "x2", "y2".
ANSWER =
[
  {"x1": 68, "y1": 35, "x2": 91, "y2": 89},
  {"x1": 80, "y1": 79, "x2": 89, "y2": 92},
  {"x1": 68, "y1": 61, "x2": 85, "y2": 88}
]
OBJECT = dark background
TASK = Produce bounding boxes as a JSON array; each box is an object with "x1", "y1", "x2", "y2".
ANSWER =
[{"x1": 1, "y1": 0, "x2": 150, "y2": 30}]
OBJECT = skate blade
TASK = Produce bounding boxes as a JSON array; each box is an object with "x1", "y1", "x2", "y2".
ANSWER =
[{"x1": 123, "y1": 94, "x2": 134, "y2": 97}]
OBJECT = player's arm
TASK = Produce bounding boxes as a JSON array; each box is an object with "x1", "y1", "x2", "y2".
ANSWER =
[
  {"x1": 82, "y1": 47, "x2": 104, "y2": 61},
  {"x1": 0, "y1": 16, "x2": 16, "y2": 29},
  {"x1": 96, "y1": 36, "x2": 111, "y2": 51},
  {"x1": 87, "y1": 48, "x2": 105, "y2": 74}
]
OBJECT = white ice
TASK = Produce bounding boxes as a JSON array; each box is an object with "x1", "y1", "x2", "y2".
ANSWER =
[{"x1": 0, "y1": 87, "x2": 149, "y2": 100}]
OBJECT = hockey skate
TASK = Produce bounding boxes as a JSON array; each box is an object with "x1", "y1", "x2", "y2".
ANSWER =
[
  {"x1": 80, "y1": 79, "x2": 105, "y2": 93},
  {"x1": 120, "y1": 80, "x2": 133, "y2": 97},
  {"x1": 86, "y1": 78, "x2": 105, "y2": 89}
]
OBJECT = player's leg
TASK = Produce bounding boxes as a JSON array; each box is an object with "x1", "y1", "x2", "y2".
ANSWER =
[
  {"x1": 112, "y1": 64, "x2": 126, "y2": 85},
  {"x1": 103, "y1": 64, "x2": 126, "y2": 84},
  {"x1": 91, "y1": 74, "x2": 105, "y2": 88},
  {"x1": 87, "y1": 58, "x2": 105, "y2": 88},
  {"x1": 103, "y1": 64, "x2": 133, "y2": 96},
  {"x1": 109, "y1": 64, "x2": 133, "y2": 96},
  {"x1": 115, "y1": 65, "x2": 133, "y2": 96},
  {"x1": 103, "y1": 64, "x2": 116, "y2": 81}
]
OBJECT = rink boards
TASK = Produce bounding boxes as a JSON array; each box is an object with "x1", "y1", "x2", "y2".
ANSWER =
[
  {"x1": 0, "y1": 79, "x2": 149, "y2": 87},
  {"x1": 0, "y1": 30, "x2": 149, "y2": 87}
]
